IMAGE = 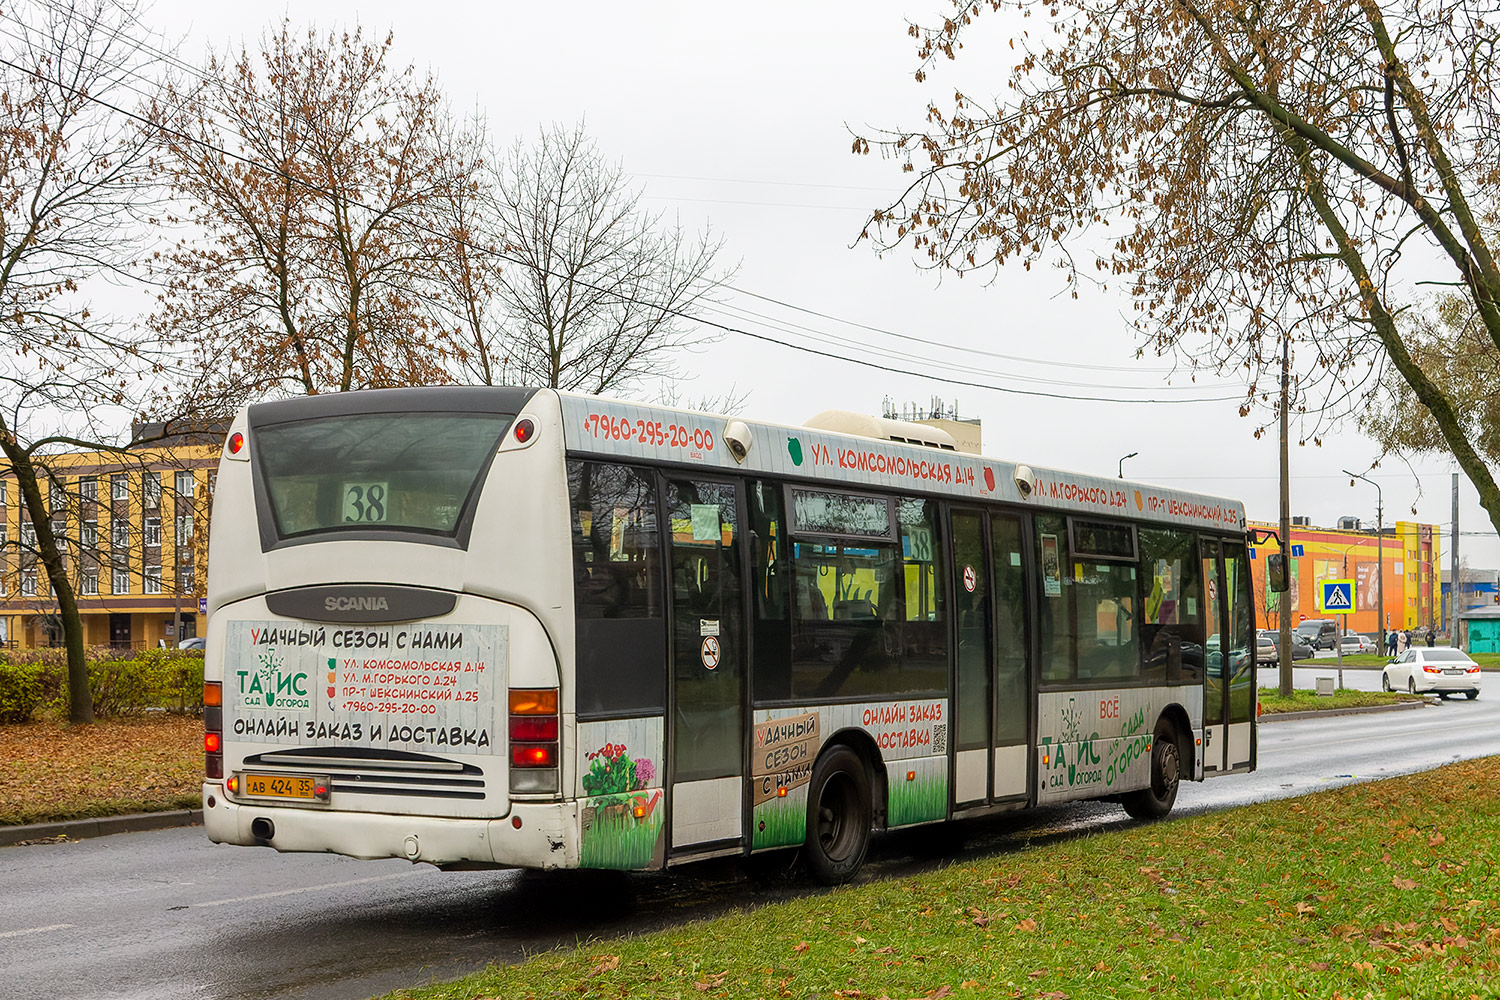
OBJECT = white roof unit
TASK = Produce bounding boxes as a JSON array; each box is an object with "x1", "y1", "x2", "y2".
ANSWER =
[{"x1": 802, "y1": 410, "x2": 958, "y2": 451}]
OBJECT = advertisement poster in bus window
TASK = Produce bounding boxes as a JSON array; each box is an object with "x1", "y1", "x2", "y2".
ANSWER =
[
  {"x1": 223, "y1": 621, "x2": 506, "y2": 755},
  {"x1": 1041, "y1": 534, "x2": 1061, "y2": 597}
]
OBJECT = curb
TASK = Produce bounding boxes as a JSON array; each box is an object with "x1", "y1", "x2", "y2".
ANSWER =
[
  {"x1": 1259, "y1": 699, "x2": 1430, "y2": 723},
  {"x1": 0, "y1": 809, "x2": 203, "y2": 848}
]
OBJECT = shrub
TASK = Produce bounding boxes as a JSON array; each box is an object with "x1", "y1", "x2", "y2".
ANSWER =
[
  {"x1": 0, "y1": 661, "x2": 45, "y2": 724},
  {"x1": 0, "y1": 647, "x2": 204, "y2": 720}
]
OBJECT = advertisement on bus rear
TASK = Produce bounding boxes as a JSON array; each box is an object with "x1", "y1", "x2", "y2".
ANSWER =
[{"x1": 222, "y1": 621, "x2": 507, "y2": 754}]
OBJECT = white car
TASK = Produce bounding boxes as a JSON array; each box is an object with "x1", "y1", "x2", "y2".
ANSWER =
[
  {"x1": 1382, "y1": 648, "x2": 1481, "y2": 699},
  {"x1": 1338, "y1": 633, "x2": 1375, "y2": 654}
]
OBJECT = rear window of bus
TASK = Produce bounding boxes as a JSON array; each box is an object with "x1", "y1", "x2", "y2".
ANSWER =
[{"x1": 253, "y1": 411, "x2": 513, "y2": 541}]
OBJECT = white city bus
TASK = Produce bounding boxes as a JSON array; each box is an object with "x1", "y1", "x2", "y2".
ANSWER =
[{"x1": 201, "y1": 387, "x2": 1255, "y2": 882}]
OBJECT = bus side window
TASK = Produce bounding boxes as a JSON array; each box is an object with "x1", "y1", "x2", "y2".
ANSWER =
[
  {"x1": 1139, "y1": 527, "x2": 1204, "y2": 685},
  {"x1": 568, "y1": 460, "x2": 667, "y2": 717},
  {"x1": 749, "y1": 479, "x2": 792, "y2": 702}
]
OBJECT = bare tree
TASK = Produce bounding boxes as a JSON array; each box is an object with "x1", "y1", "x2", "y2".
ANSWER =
[
  {"x1": 857, "y1": 1, "x2": 1500, "y2": 537},
  {"x1": 0, "y1": 0, "x2": 172, "y2": 723},
  {"x1": 151, "y1": 21, "x2": 461, "y2": 400},
  {"x1": 481, "y1": 122, "x2": 734, "y2": 393}
]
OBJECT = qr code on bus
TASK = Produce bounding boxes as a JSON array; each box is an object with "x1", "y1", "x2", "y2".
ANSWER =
[{"x1": 931, "y1": 723, "x2": 947, "y2": 755}]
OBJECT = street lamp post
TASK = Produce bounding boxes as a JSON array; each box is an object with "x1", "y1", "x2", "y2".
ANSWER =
[
  {"x1": 1343, "y1": 469, "x2": 1384, "y2": 654},
  {"x1": 1118, "y1": 452, "x2": 1138, "y2": 479}
]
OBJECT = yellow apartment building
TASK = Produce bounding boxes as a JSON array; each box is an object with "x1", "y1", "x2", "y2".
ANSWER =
[{"x1": 0, "y1": 429, "x2": 219, "y2": 650}]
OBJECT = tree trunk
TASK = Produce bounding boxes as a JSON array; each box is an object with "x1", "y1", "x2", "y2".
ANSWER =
[{"x1": 2, "y1": 442, "x2": 93, "y2": 724}]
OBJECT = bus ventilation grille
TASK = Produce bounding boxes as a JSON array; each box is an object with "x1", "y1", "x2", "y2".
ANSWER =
[{"x1": 241, "y1": 747, "x2": 487, "y2": 800}]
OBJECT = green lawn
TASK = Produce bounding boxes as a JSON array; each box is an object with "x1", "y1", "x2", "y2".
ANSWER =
[
  {"x1": 1258, "y1": 687, "x2": 1422, "y2": 714},
  {"x1": 381, "y1": 756, "x2": 1500, "y2": 1000}
]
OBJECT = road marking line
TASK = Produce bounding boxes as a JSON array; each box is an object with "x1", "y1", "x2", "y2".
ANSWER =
[
  {"x1": 0, "y1": 923, "x2": 74, "y2": 939},
  {"x1": 194, "y1": 871, "x2": 420, "y2": 907}
]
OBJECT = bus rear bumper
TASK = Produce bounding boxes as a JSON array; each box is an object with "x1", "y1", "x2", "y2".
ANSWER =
[{"x1": 202, "y1": 783, "x2": 579, "y2": 869}]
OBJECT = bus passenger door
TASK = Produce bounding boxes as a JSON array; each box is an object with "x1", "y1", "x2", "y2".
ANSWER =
[
  {"x1": 663, "y1": 477, "x2": 746, "y2": 855},
  {"x1": 950, "y1": 509, "x2": 991, "y2": 806},
  {"x1": 950, "y1": 509, "x2": 1030, "y2": 806},
  {"x1": 1202, "y1": 538, "x2": 1255, "y2": 774}
]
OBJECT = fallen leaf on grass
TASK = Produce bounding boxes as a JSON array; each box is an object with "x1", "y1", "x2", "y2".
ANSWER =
[
  {"x1": 793, "y1": 941, "x2": 811, "y2": 954},
  {"x1": 1429, "y1": 832, "x2": 1446, "y2": 847},
  {"x1": 1296, "y1": 901, "x2": 1316, "y2": 916},
  {"x1": 693, "y1": 972, "x2": 727, "y2": 991},
  {"x1": 1014, "y1": 918, "x2": 1038, "y2": 932},
  {"x1": 588, "y1": 955, "x2": 619, "y2": 976},
  {"x1": 1392, "y1": 877, "x2": 1417, "y2": 890}
]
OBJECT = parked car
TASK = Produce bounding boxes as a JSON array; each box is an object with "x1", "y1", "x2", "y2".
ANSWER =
[
  {"x1": 1255, "y1": 632, "x2": 1277, "y2": 665},
  {"x1": 1382, "y1": 647, "x2": 1481, "y2": 699},
  {"x1": 177, "y1": 636, "x2": 206, "y2": 651},
  {"x1": 1338, "y1": 632, "x2": 1376, "y2": 654},
  {"x1": 1259, "y1": 630, "x2": 1315, "y2": 661},
  {"x1": 1296, "y1": 619, "x2": 1340, "y2": 650}
]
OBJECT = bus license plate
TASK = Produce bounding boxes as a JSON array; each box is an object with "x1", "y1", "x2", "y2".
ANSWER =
[{"x1": 243, "y1": 773, "x2": 321, "y2": 800}]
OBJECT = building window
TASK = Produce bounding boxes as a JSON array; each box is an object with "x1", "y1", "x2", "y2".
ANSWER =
[
  {"x1": 51, "y1": 517, "x2": 66, "y2": 550},
  {"x1": 113, "y1": 567, "x2": 130, "y2": 595},
  {"x1": 144, "y1": 517, "x2": 161, "y2": 548},
  {"x1": 81, "y1": 571, "x2": 99, "y2": 596},
  {"x1": 175, "y1": 515, "x2": 194, "y2": 547},
  {"x1": 20, "y1": 521, "x2": 35, "y2": 548},
  {"x1": 175, "y1": 470, "x2": 195, "y2": 498},
  {"x1": 80, "y1": 476, "x2": 97, "y2": 502},
  {"x1": 177, "y1": 565, "x2": 195, "y2": 594},
  {"x1": 111, "y1": 473, "x2": 129, "y2": 501},
  {"x1": 21, "y1": 569, "x2": 37, "y2": 596},
  {"x1": 144, "y1": 565, "x2": 162, "y2": 594},
  {"x1": 80, "y1": 521, "x2": 98, "y2": 550},
  {"x1": 111, "y1": 519, "x2": 129, "y2": 548},
  {"x1": 143, "y1": 474, "x2": 162, "y2": 507},
  {"x1": 0, "y1": 478, "x2": 7, "y2": 503}
]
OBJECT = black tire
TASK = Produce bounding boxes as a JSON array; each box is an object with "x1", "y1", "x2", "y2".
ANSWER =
[
  {"x1": 1122, "y1": 721, "x2": 1181, "y2": 820},
  {"x1": 1409, "y1": 678, "x2": 1417, "y2": 695},
  {"x1": 1467, "y1": 690, "x2": 1480, "y2": 701},
  {"x1": 1381, "y1": 673, "x2": 1392, "y2": 692},
  {"x1": 803, "y1": 745, "x2": 872, "y2": 885}
]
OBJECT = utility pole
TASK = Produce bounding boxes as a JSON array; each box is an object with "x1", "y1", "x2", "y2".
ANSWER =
[
  {"x1": 1451, "y1": 473, "x2": 1460, "y2": 645},
  {"x1": 1278, "y1": 335, "x2": 1293, "y2": 697}
]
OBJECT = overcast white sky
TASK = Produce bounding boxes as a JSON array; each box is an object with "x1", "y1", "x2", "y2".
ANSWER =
[{"x1": 134, "y1": 0, "x2": 1497, "y2": 567}]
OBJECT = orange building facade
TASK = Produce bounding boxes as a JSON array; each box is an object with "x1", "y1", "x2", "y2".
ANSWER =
[{"x1": 1249, "y1": 519, "x2": 1442, "y2": 635}]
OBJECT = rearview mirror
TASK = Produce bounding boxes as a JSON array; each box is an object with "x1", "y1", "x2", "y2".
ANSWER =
[{"x1": 1267, "y1": 553, "x2": 1288, "y2": 593}]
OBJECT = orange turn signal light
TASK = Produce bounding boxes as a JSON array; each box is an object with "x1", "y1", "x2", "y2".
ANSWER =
[{"x1": 509, "y1": 688, "x2": 557, "y2": 716}]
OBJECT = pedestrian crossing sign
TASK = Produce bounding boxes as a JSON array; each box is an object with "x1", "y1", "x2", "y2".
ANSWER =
[{"x1": 1320, "y1": 578, "x2": 1355, "y2": 614}]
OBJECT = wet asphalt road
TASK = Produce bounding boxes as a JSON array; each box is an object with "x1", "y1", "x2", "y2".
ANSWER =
[{"x1": 4, "y1": 690, "x2": 1498, "y2": 1000}]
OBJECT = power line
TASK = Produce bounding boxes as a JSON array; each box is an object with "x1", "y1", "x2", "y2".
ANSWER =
[{"x1": 0, "y1": 11, "x2": 1250, "y2": 405}]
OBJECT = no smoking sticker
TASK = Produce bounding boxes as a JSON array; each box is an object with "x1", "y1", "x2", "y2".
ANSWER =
[
  {"x1": 700, "y1": 636, "x2": 720, "y2": 670},
  {"x1": 962, "y1": 565, "x2": 977, "y2": 593}
]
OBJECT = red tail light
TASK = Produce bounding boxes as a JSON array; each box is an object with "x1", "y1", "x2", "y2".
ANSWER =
[
  {"x1": 509, "y1": 687, "x2": 559, "y2": 794},
  {"x1": 512, "y1": 418, "x2": 536, "y2": 444},
  {"x1": 510, "y1": 716, "x2": 559, "y2": 742},
  {"x1": 204, "y1": 681, "x2": 223, "y2": 779},
  {"x1": 1423, "y1": 665, "x2": 1441, "y2": 673},
  {"x1": 512, "y1": 744, "x2": 557, "y2": 768}
]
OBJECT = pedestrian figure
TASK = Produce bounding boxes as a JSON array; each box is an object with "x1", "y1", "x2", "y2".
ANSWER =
[
  {"x1": 1387, "y1": 631, "x2": 1398, "y2": 656},
  {"x1": 1426, "y1": 627, "x2": 1436, "y2": 647},
  {"x1": 1404, "y1": 629, "x2": 1413, "y2": 651}
]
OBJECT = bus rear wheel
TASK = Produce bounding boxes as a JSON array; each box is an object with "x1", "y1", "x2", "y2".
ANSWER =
[
  {"x1": 803, "y1": 745, "x2": 872, "y2": 885},
  {"x1": 1122, "y1": 721, "x2": 1180, "y2": 820}
]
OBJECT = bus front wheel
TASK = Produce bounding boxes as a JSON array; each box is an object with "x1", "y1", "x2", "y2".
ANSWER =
[
  {"x1": 1122, "y1": 721, "x2": 1180, "y2": 820},
  {"x1": 803, "y1": 745, "x2": 872, "y2": 885}
]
